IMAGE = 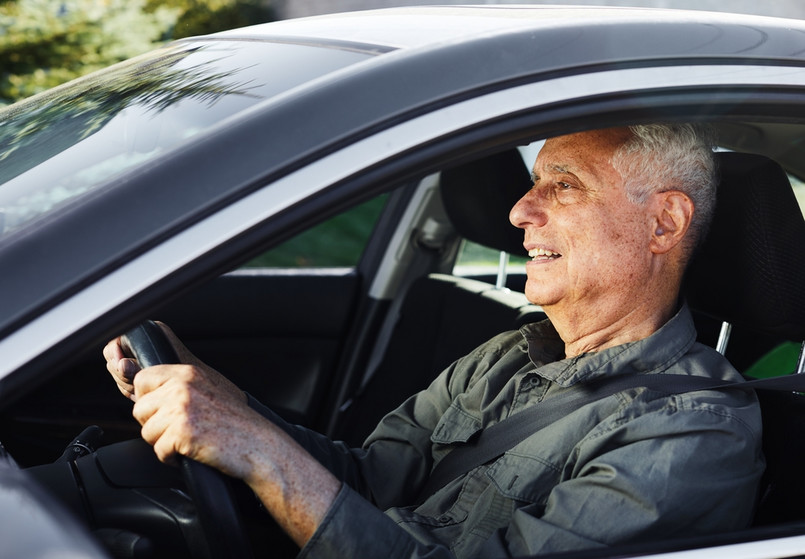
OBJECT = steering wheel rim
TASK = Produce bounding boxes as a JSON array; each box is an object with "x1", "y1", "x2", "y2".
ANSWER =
[{"x1": 122, "y1": 321, "x2": 254, "y2": 559}]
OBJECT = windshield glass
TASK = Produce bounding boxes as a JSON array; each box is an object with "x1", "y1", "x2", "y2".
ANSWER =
[{"x1": 0, "y1": 40, "x2": 373, "y2": 240}]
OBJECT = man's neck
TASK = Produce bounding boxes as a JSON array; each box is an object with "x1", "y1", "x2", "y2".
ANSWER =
[{"x1": 544, "y1": 294, "x2": 679, "y2": 359}]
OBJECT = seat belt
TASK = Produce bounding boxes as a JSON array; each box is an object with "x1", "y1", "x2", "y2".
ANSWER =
[{"x1": 414, "y1": 372, "x2": 805, "y2": 506}]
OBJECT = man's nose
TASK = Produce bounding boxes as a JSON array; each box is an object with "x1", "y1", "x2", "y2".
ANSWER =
[{"x1": 509, "y1": 189, "x2": 548, "y2": 229}]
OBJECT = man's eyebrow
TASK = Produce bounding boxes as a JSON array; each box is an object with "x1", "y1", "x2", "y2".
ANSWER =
[{"x1": 531, "y1": 164, "x2": 574, "y2": 182}]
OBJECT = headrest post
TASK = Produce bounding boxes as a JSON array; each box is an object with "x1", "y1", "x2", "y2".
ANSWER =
[
  {"x1": 715, "y1": 321, "x2": 733, "y2": 355},
  {"x1": 495, "y1": 251, "x2": 509, "y2": 291},
  {"x1": 795, "y1": 342, "x2": 805, "y2": 375}
]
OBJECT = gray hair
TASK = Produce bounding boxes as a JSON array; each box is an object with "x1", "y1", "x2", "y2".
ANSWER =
[{"x1": 611, "y1": 123, "x2": 717, "y2": 253}]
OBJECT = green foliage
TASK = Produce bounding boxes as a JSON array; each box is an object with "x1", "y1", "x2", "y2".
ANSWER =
[
  {"x1": 246, "y1": 196, "x2": 388, "y2": 268},
  {"x1": 150, "y1": 0, "x2": 275, "y2": 39},
  {"x1": 0, "y1": 0, "x2": 275, "y2": 107},
  {"x1": 0, "y1": 0, "x2": 179, "y2": 105}
]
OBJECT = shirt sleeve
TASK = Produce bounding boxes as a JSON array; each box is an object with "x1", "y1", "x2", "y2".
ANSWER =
[
  {"x1": 297, "y1": 484, "x2": 453, "y2": 559},
  {"x1": 244, "y1": 332, "x2": 510, "y2": 507}
]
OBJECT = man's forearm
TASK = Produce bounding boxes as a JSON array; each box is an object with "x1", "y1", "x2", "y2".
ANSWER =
[{"x1": 241, "y1": 416, "x2": 342, "y2": 547}]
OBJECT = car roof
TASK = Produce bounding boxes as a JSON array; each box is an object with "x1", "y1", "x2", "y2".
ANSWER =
[
  {"x1": 147, "y1": 5, "x2": 805, "y2": 181},
  {"x1": 211, "y1": 5, "x2": 804, "y2": 54}
]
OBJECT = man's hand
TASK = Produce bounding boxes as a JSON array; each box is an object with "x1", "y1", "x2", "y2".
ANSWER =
[
  {"x1": 102, "y1": 321, "x2": 245, "y2": 404},
  {"x1": 128, "y1": 363, "x2": 256, "y2": 474},
  {"x1": 102, "y1": 323, "x2": 341, "y2": 547},
  {"x1": 129, "y1": 361, "x2": 341, "y2": 547}
]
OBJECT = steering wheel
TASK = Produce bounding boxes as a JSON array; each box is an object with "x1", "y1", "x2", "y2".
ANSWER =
[{"x1": 122, "y1": 321, "x2": 254, "y2": 559}]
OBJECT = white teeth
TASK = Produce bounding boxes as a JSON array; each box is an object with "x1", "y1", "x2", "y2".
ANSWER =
[{"x1": 528, "y1": 248, "x2": 560, "y2": 259}]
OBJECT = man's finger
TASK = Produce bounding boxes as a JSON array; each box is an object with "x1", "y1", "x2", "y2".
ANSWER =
[
  {"x1": 118, "y1": 358, "x2": 141, "y2": 382},
  {"x1": 102, "y1": 337, "x2": 126, "y2": 362},
  {"x1": 131, "y1": 364, "x2": 178, "y2": 399}
]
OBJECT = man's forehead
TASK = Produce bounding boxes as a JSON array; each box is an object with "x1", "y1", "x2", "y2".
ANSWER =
[{"x1": 533, "y1": 129, "x2": 631, "y2": 176}]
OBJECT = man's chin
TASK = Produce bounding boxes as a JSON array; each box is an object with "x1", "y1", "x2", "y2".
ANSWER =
[{"x1": 524, "y1": 286, "x2": 559, "y2": 308}]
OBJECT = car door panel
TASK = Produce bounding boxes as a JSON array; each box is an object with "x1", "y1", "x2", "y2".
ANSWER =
[
  {"x1": 156, "y1": 269, "x2": 361, "y2": 424},
  {"x1": 0, "y1": 269, "x2": 361, "y2": 466}
]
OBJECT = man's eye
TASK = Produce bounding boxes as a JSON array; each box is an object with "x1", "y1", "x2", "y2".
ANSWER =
[{"x1": 558, "y1": 182, "x2": 573, "y2": 190}]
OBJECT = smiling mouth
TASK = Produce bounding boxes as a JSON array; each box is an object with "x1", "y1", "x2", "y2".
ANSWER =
[{"x1": 528, "y1": 248, "x2": 561, "y2": 261}]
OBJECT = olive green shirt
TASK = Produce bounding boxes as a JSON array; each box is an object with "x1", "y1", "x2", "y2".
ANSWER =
[{"x1": 251, "y1": 305, "x2": 764, "y2": 558}]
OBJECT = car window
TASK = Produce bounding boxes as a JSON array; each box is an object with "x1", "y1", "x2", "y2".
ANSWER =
[
  {"x1": 243, "y1": 194, "x2": 387, "y2": 268},
  {"x1": 451, "y1": 142, "x2": 536, "y2": 282},
  {"x1": 453, "y1": 241, "x2": 527, "y2": 279}
]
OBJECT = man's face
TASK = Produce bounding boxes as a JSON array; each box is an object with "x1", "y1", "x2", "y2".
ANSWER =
[{"x1": 509, "y1": 128, "x2": 656, "y2": 313}]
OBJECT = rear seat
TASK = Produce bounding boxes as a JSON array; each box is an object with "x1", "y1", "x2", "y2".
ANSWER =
[{"x1": 333, "y1": 148, "x2": 538, "y2": 446}]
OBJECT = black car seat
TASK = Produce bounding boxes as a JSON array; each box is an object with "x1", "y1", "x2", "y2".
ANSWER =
[{"x1": 684, "y1": 151, "x2": 805, "y2": 525}]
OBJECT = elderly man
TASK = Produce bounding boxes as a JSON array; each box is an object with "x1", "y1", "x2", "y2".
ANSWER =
[{"x1": 104, "y1": 124, "x2": 764, "y2": 558}]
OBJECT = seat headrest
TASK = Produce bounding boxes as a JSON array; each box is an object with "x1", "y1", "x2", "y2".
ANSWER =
[
  {"x1": 685, "y1": 152, "x2": 805, "y2": 340},
  {"x1": 440, "y1": 149, "x2": 530, "y2": 257}
]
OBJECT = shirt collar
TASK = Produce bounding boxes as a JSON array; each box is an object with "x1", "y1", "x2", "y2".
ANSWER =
[{"x1": 519, "y1": 304, "x2": 698, "y2": 387}]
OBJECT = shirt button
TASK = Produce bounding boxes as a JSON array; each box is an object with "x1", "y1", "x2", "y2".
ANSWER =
[{"x1": 438, "y1": 515, "x2": 451, "y2": 524}]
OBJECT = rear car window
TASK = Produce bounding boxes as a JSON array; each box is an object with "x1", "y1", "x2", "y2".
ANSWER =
[{"x1": 244, "y1": 194, "x2": 387, "y2": 268}]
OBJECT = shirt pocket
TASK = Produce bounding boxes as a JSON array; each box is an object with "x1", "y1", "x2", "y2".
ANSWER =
[
  {"x1": 430, "y1": 401, "x2": 482, "y2": 445},
  {"x1": 485, "y1": 450, "x2": 562, "y2": 505}
]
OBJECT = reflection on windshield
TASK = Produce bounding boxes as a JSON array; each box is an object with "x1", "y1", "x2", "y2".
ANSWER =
[
  {"x1": 0, "y1": 47, "x2": 254, "y2": 169},
  {"x1": 0, "y1": 40, "x2": 372, "y2": 240}
]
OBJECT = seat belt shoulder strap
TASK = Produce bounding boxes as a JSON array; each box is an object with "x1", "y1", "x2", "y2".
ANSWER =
[{"x1": 414, "y1": 372, "x2": 805, "y2": 506}]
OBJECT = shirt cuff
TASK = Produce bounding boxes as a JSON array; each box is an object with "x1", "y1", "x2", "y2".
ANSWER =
[{"x1": 297, "y1": 484, "x2": 412, "y2": 559}]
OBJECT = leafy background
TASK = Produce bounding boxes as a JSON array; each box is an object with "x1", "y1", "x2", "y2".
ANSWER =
[{"x1": 0, "y1": 0, "x2": 275, "y2": 106}]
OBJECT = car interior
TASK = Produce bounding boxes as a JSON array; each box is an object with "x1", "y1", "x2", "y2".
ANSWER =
[
  {"x1": 3, "y1": 120, "x2": 805, "y2": 557},
  {"x1": 336, "y1": 145, "x2": 805, "y2": 534}
]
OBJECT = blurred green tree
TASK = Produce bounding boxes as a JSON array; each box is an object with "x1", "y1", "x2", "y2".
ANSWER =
[
  {"x1": 152, "y1": 0, "x2": 274, "y2": 39},
  {"x1": 0, "y1": 0, "x2": 274, "y2": 106},
  {"x1": 0, "y1": 0, "x2": 178, "y2": 105}
]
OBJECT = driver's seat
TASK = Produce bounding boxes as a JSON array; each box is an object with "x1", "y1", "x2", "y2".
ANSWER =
[{"x1": 684, "y1": 151, "x2": 805, "y2": 525}]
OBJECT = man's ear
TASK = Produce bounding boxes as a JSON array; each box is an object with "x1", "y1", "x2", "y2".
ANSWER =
[{"x1": 649, "y1": 190, "x2": 694, "y2": 255}]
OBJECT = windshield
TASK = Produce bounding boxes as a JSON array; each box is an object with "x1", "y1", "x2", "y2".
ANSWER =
[{"x1": 0, "y1": 40, "x2": 374, "y2": 240}]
